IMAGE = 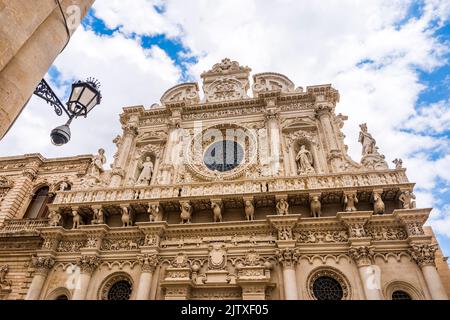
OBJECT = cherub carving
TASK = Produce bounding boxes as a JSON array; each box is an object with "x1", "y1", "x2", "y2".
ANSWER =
[
  {"x1": 48, "y1": 210, "x2": 61, "y2": 227},
  {"x1": 276, "y1": 198, "x2": 289, "y2": 215}
]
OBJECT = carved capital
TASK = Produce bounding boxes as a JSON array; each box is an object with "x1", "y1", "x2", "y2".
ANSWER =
[
  {"x1": 348, "y1": 246, "x2": 374, "y2": 267},
  {"x1": 138, "y1": 254, "x2": 159, "y2": 273},
  {"x1": 76, "y1": 255, "x2": 100, "y2": 274},
  {"x1": 275, "y1": 248, "x2": 300, "y2": 268},
  {"x1": 409, "y1": 243, "x2": 437, "y2": 267},
  {"x1": 314, "y1": 104, "x2": 333, "y2": 118},
  {"x1": 30, "y1": 256, "x2": 55, "y2": 275},
  {"x1": 22, "y1": 168, "x2": 38, "y2": 181}
]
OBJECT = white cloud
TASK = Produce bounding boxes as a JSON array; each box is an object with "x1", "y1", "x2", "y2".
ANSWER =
[{"x1": 0, "y1": 27, "x2": 181, "y2": 163}]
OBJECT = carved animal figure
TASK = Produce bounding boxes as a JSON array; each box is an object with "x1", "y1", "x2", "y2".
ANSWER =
[
  {"x1": 310, "y1": 196, "x2": 322, "y2": 218},
  {"x1": 72, "y1": 210, "x2": 83, "y2": 229},
  {"x1": 121, "y1": 206, "x2": 132, "y2": 227},
  {"x1": 180, "y1": 202, "x2": 192, "y2": 224},
  {"x1": 211, "y1": 201, "x2": 223, "y2": 223},
  {"x1": 148, "y1": 204, "x2": 162, "y2": 222},
  {"x1": 244, "y1": 200, "x2": 255, "y2": 221},
  {"x1": 373, "y1": 192, "x2": 385, "y2": 215},
  {"x1": 128, "y1": 240, "x2": 138, "y2": 250},
  {"x1": 110, "y1": 243, "x2": 120, "y2": 250}
]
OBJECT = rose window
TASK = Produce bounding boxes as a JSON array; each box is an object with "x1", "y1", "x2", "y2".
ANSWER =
[
  {"x1": 312, "y1": 276, "x2": 344, "y2": 300},
  {"x1": 204, "y1": 140, "x2": 244, "y2": 172}
]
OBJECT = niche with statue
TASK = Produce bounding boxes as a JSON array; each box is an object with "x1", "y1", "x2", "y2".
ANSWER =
[
  {"x1": 133, "y1": 153, "x2": 156, "y2": 186},
  {"x1": 293, "y1": 139, "x2": 316, "y2": 175}
]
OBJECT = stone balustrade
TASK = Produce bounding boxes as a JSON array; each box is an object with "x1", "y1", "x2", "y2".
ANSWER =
[
  {"x1": 53, "y1": 170, "x2": 410, "y2": 205},
  {"x1": 0, "y1": 219, "x2": 49, "y2": 235}
]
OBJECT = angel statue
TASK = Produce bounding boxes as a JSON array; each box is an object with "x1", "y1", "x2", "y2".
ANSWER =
[
  {"x1": 358, "y1": 123, "x2": 377, "y2": 156},
  {"x1": 296, "y1": 145, "x2": 315, "y2": 174},
  {"x1": 137, "y1": 156, "x2": 154, "y2": 186},
  {"x1": 89, "y1": 148, "x2": 106, "y2": 180}
]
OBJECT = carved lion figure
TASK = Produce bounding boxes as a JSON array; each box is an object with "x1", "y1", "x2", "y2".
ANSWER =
[
  {"x1": 211, "y1": 201, "x2": 223, "y2": 223},
  {"x1": 373, "y1": 192, "x2": 385, "y2": 215},
  {"x1": 310, "y1": 196, "x2": 322, "y2": 218},
  {"x1": 180, "y1": 202, "x2": 193, "y2": 224},
  {"x1": 121, "y1": 206, "x2": 132, "y2": 227},
  {"x1": 72, "y1": 210, "x2": 83, "y2": 229},
  {"x1": 244, "y1": 200, "x2": 255, "y2": 221}
]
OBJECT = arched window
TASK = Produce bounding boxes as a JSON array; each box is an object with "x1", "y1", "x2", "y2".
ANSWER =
[
  {"x1": 312, "y1": 276, "x2": 344, "y2": 300},
  {"x1": 23, "y1": 186, "x2": 54, "y2": 219},
  {"x1": 55, "y1": 295, "x2": 69, "y2": 300},
  {"x1": 107, "y1": 280, "x2": 132, "y2": 300},
  {"x1": 307, "y1": 267, "x2": 351, "y2": 300},
  {"x1": 392, "y1": 290, "x2": 412, "y2": 300},
  {"x1": 99, "y1": 273, "x2": 133, "y2": 300}
]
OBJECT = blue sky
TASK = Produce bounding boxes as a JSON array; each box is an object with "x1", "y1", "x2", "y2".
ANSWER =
[{"x1": 0, "y1": 0, "x2": 449, "y2": 257}]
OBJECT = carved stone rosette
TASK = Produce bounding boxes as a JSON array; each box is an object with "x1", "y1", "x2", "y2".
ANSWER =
[
  {"x1": 348, "y1": 246, "x2": 374, "y2": 267},
  {"x1": 30, "y1": 256, "x2": 55, "y2": 276},
  {"x1": 138, "y1": 254, "x2": 159, "y2": 273},
  {"x1": 276, "y1": 248, "x2": 300, "y2": 268},
  {"x1": 408, "y1": 244, "x2": 437, "y2": 267},
  {"x1": 76, "y1": 255, "x2": 100, "y2": 274}
]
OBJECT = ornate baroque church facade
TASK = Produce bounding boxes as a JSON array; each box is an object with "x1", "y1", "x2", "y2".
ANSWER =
[{"x1": 0, "y1": 59, "x2": 449, "y2": 300}]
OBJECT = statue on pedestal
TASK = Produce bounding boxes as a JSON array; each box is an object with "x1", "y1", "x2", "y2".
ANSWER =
[
  {"x1": 137, "y1": 157, "x2": 154, "y2": 186},
  {"x1": 89, "y1": 148, "x2": 106, "y2": 181},
  {"x1": 358, "y1": 123, "x2": 376, "y2": 156},
  {"x1": 296, "y1": 145, "x2": 315, "y2": 175}
]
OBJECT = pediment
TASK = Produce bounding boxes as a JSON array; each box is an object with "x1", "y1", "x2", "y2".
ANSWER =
[
  {"x1": 160, "y1": 83, "x2": 200, "y2": 105},
  {"x1": 252, "y1": 72, "x2": 300, "y2": 97}
]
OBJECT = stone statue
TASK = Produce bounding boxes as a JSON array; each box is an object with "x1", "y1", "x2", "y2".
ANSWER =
[
  {"x1": 148, "y1": 204, "x2": 162, "y2": 222},
  {"x1": 373, "y1": 192, "x2": 385, "y2": 215},
  {"x1": 0, "y1": 265, "x2": 12, "y2": 289},
  {"x1": 358, "y1": 123, "x2": 377, "y2": 156},
  {"x1": 399, "y1": 191, "x2": 416, "y2": 209},
  {"x1": 211, "y1": 201, "x2": 223, "y2": 223},
  {"x1": 310, "y1": 196, "x2": 322, "y2": 218},
  {"x1": 393, "y1": 158, "x2": 403, "y2": 169},
  {"x1": 92, "y1": 207, "x2": 105, "y2": 224},
  {"x1": 72, "y1": 210, "x2": 83, "y2": 229},
  {"x1": 48, "y1": 210, "x2": 61, "y2": 227},
  {"x1": 121, "y1": 206, "x2": 132, "y2": 227},
  {"x1": 180, "y1": 201, "x2": 193, "y2": 224},
  {"x1": 276, "y1": 198, "x2": 289, "y2": 215},
  {"x1": 111, "y1": 135, "x2": 122, "y2": 168},
  {"x1": 58, "y1": 181, "x2": 70, "y2": 191},
  {"x1": 296, "y1": 145, "x2": 315, "y2": 174},
  {"x1": 89, "y1": 148, "x2": 106, "y2": 180},
  {"x1": 344, "y1": 193, "x2": 358, "y2": 212},
  {"x1": 137, "y1": 156, "x2": 154, "y2": 186},
  {"x1": 244, "y1": 200, "x2": 255, "y2": 221}
]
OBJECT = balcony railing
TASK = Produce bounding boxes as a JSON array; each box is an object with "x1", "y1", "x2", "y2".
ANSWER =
[
  {"x1": 52, "y1": 170, "x2": 410, "y2": 205},
  {"x1": 0, "y1": 219, "x2": 50, "y2": 234}
]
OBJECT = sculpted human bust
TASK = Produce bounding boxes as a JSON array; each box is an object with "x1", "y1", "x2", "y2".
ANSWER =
[{"x1": 296, "y1": 145, "x2": 315, "y2": 175}]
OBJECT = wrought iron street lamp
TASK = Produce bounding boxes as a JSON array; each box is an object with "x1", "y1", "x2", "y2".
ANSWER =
[{"x1": 33, "y1": 78, "x2": 102, "y2": 146}]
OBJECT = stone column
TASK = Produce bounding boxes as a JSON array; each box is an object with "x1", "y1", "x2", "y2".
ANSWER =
[
  {"x1": 276, "y1": 248, "x2": 300, "y2": 300},
  {"x1": 25, "y1": 256, "x2": 55, "y2": 300},
  {"x1": 135, "y1": 254, "x2": 159, "y2": 300},
  {"x1": 72, "y1": 255, "x2": 100, "y2": 300},
  {"x1": 409, "y1": 244, "x2": 448, "y2": 300},
  {"x1": 0, "y1": 0, "x2": 95, "y2": 139},
  {"x1": 315, "y1": 104, "x2": 339, "y2": 152},
  {"x1": 349, "y1": 246, "x2": 383, "y2": 300},
  {"x1": 110, "y1": 123, "x2": 138, "y2": 187},
  {"x1": 265, "y1": 99, "x2": 281, "y2": 176}
]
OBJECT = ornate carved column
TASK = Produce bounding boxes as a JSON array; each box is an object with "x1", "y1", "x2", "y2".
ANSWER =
[
  {"x1": 348, "y1": 246, "x2": 383, "y2": 300},
  {"x1": 276, "y1": 248, "x2": 300, "y2": 300},
  {"x1": 110, "y1": 122, "x2": 138, "y2": 187},
  {"x1": 265, "y1": 98, "x2": 281, "y2": 176},
  {"x1": 409, "y1": 243, "x2": 448, "y2": 300},
  {"x1": 72, "y1": 255, "x2": 100, "y2": 300},
  {"x1": 25, "y1": 256, "x2": 55, "y2": 300},
  {"x1": 135, "y1": 254, "x2": 159, "y2": 300},
  {"x1": 338, "y1": 211, "x2": 382, "y2": 299}
]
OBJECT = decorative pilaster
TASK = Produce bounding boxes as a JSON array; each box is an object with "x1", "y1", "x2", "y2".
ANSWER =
[
  {"x1": 264, "y1": 97, "x2": 281, "y2": 176},
  {"x1": 110, "y1": 121, "x2": 138, "y2": 187},
  {"x1": 276, "y1": 248, "x2": 300, "y2": 300},
  {"x1": 409, "y1": 243, "x2": 448, "y2": 300},
  {"x1": 72, "y1": 255, "x2": 100, "y2": 300},
  {"x1": 25, "y1": 256, "x2": 55, "y2": 300},
  {"x1": 135, "y1": 254, "x2": 159, "y2": 300},
  {"x1": 348, "y1": 246, "x2": 383, "y2": 300},
  {"x1": 315, "y1": 104, "x2": 339, "y2": 152}
]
